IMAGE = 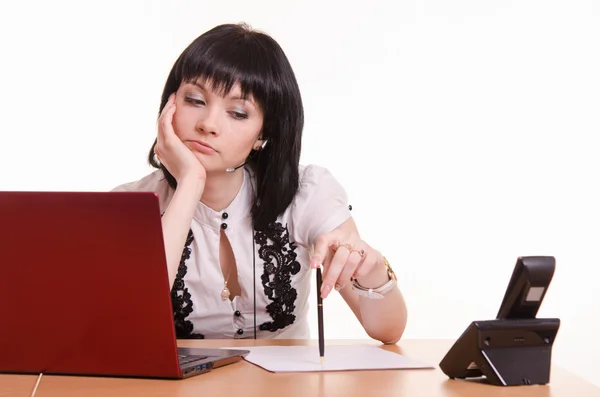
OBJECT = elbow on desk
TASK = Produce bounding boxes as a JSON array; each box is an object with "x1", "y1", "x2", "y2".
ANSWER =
[
  {"x1": 367, "y1": 329, "x2": 404, "y2": 345},
  {"x1": 367, "y1": 313, "x2": 408, "y2": 345},
  {"x1": 372, "y1": 327, "x2": 405, "y2": 345}
]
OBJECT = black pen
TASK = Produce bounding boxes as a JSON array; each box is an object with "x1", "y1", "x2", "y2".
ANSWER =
[{"x1": 316, "y1": 266, "x2": 324, "y2": 363}]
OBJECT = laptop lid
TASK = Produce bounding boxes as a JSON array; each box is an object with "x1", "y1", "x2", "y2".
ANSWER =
[{"x1": 0, "y1": 191, "x2": 245, "y2": 379}]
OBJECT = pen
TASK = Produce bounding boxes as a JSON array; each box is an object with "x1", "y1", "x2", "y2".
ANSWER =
[{"x1": 316, "y1": 266, "x2": 324, "y2": 363}]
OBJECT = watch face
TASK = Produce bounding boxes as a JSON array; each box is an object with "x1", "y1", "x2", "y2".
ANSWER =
[
  {"x1": 388, "y1": 269, "x2": 397, "y2": 281},
  {"x1": 383, "y1": 257, "x2": 397, "y2": 280}
]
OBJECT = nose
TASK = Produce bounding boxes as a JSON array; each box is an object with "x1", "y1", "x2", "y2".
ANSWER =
[{"x1": 195, "y1": 107, "x2": 219, "y2": 135}]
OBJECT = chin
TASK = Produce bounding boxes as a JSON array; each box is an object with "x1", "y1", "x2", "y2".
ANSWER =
[
  {"x1": 193, "y1": 154, "x2": 210, "y2": 166},
  {"x1": 194, "y1": 157, "x2": 223, "y2": 174}
]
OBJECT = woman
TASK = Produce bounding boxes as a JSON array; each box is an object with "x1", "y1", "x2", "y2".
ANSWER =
[{"x1": 112, "y1": 23, "x2": 407, "y2": 343}]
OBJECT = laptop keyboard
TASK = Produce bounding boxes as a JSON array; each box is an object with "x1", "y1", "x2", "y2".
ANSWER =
[{"x1": 178, "y1": 354, "x2": 209, "y2": 365}]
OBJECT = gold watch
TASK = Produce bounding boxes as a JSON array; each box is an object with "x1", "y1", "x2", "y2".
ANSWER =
[
  {"x1": 351, "y1": 256, "x2": 397, "y2": 299},
  {"x1": 383, "y1": 257, "x2": 397, "y2": 281}
]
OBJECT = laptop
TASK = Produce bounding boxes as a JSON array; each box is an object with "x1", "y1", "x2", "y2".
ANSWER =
[{"x1": 0, "y1": 190, "x2": 249, "y2": 379}]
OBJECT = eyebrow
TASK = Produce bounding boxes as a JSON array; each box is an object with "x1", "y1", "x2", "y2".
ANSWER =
[{"x1": 189, "y1": 81, "x2": 255, "y2": 106}]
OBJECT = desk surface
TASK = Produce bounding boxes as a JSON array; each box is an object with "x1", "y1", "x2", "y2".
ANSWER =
[{"x1": 1, "y1": 339, "x2": 598, "y2": 397}]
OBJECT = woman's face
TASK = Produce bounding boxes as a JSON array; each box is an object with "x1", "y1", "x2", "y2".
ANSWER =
[{"x1": 172, "y1": 78, "x2": 264, "y2": 174}]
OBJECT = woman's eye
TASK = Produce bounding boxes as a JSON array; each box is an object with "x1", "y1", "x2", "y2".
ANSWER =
[
  {"x1": 184, "y1": 97, "x2": 205, "y2": 106},
  {"x1": 231, "y1": 111, "x2": 248, "y2": 120}
]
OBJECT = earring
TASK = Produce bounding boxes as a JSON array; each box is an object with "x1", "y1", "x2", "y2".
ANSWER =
[
  {"x1": 254, "y1": 139, "x2": 268, "y2": 151},
  {"x1": 254, "y1": 138, "x2": 267, "y2": 151}
]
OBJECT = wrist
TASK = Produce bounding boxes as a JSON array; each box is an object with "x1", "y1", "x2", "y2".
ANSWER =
[
  {"x1": 177, "y1": 176, "x2": 205, "y2": 198},
  {"x1": 351, "y1": 257, "x2": 398, "y2": 300},
  {"x1": 356, "y1": 258, "x2": 390, "y2": 289}
]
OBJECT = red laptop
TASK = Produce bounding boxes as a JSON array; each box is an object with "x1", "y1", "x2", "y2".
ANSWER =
[{"x1": 0, "y1": 191, "x2": 248, "y2": 379}]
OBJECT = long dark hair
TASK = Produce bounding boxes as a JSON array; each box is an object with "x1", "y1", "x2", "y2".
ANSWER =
[{"x1": 148, "y1": 23, "x2": 304, "y2": 230}]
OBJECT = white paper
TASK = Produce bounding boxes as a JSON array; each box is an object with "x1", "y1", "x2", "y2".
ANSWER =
[{"x1": 224, "y1": 344, "x2": 435, "y2": 373}]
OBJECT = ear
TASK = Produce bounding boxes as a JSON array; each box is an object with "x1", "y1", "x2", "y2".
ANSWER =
[{"x1": 253, "y1": 137, "x2": 268, "y2": 151}]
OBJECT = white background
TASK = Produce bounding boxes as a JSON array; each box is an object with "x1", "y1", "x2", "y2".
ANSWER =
[{"x1": 1, "y1": 0, "x2": 599, "y2": 387}]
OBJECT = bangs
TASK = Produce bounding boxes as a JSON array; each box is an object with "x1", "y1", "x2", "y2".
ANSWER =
[{"x1": 174, "y1": 32, "x2": 280, "y2": 108}]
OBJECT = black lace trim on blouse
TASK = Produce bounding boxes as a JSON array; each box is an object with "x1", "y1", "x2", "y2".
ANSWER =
[
  {"x1": 255, "y1": 222, "x2": 301, "y2": 332},
  {"x1": 170, "y1": 229, "x2": 204, "y2": 339}
]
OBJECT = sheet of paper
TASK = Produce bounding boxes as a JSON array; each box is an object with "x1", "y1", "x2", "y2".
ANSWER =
[{"x1": 224, "y1": 344, "x2": 435, "y2": 373}]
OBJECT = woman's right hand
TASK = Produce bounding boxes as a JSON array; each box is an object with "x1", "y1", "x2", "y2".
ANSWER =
[{"x1": 154, "y1": 93, "x2": 206, "y2": 188}]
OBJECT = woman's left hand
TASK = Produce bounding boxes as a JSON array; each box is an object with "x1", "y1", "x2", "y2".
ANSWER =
[{"x1": 310, "y1": 228, "x2": 384, "y2": 299}]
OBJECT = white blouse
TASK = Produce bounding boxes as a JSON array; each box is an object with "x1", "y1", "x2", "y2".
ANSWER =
[{"x1": 111, "y1": 164, "x2": 352, "y2": 340}]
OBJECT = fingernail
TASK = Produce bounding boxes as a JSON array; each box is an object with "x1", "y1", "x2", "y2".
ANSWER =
[
  {"x1": 334, "y1": 283, "x2": 342, "y2": 291},
  {"x1": 321, "y1": 284, "x2": 332, "y2": 298}
]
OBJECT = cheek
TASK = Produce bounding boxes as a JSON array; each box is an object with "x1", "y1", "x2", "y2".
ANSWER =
[
  {"x1": 237, "y1": 124, "x2": 262, "y2": 147},
  {"x1": 171, "y1": 108, "x2": 193, "y2": 136},
  {"x1": 240, "y1": 119, "x2": 263, "y2": 143}
]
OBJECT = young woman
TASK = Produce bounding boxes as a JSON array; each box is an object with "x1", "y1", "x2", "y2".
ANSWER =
[{"x1": 112, "y1": 23, "x2": 407, "y2": 343}]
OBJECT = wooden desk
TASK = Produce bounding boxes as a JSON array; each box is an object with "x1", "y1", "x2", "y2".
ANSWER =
[{"x1": 1, "y1": 339, "x2": 598, "y2": 397}]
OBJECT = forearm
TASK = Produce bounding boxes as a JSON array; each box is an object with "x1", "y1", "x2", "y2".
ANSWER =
[
  {"x1": 355, "y1": 265, "x2": 408, "y2": 344},
  {"x1": 161, "y1": 178, "x2": 204, "y2": 289}
]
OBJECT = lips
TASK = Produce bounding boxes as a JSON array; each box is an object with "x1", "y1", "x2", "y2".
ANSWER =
[
  {"x1": 187, "y1": 140, "x2": 217, "y2": 154},
  {"x1": 196, "y1": 141, "x2": 215, "y2": 150}
]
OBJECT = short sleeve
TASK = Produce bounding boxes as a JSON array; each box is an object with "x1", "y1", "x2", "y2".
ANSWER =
[{"x1": 289, "y1": 165, "x2": 352, "y2": 248}]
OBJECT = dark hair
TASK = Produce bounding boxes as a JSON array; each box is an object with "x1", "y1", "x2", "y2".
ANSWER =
[{"x1": 148, "y1": 23, "x2": 304, "y2": 230}]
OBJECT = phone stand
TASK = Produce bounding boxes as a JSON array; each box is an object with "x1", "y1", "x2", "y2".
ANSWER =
[{"x1": 439, "y1": 256, "x2": 560, "y2": 386}]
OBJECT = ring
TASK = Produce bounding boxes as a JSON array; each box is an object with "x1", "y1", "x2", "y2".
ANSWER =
[
  {"x1": 329, "y1": 242, "x2": 353, "y2": 251},
  {"x1": 331, "y1": 243, "x2": 364, "y2": 258}
]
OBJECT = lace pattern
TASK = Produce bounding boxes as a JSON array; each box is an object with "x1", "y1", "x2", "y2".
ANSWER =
[
  {"x1": 255, "y1": 222, "x2": 301, "y2": 332},
  {"x1": 170, "y1": 229, "x2": 205, "y2": 339}
]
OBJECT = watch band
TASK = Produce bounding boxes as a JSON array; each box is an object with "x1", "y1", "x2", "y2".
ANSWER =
[
  {"x1": 351, "y1": 256, "x2": 397, "y2": 299},
  {"x1": 351, "y1": 278, "x2": 397, "y2": 299}
]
